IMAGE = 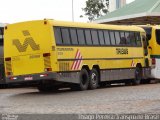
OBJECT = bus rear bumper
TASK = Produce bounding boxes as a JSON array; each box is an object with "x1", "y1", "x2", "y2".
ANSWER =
[
  {"x1": 5, "y1": 72, "x2": 58, "y2": 84},
  {"x1": 5, "y1": 71, "x2": 80, "y2": 84}
]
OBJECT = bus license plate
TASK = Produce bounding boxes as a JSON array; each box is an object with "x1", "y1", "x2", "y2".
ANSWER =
[{"x1": 24, "y1": 77, "x2": 33, "y2": 81}]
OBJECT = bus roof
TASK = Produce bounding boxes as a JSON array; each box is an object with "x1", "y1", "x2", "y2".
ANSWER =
[
  {"x1": 139, "y1": 24, "x2": 160, "y2": 29},
  {"x1": 7, "y1": 19, "x2": 145, "y2": 32}
]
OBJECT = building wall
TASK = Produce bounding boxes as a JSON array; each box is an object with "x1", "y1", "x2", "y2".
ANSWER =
[{"x1": 109, "y1": 0, "x2": 126, "y2": 12}]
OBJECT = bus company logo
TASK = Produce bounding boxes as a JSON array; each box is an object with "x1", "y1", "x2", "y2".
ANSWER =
[
  {"x1": 71, "y1": 49, "x2": 83, "y2": 70},
  {"x1": 12, "y1": 30, "x2": 40, "y2": 52}
]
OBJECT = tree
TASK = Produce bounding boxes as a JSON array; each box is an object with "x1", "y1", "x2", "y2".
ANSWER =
[{"x1": 82, "y1": 0, "x2": 109, "y2": 21}]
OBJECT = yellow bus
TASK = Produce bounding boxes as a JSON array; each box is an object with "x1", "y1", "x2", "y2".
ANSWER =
[
  {"x1": 140, "y1": 25, "x2": 160, "y2": 79},
  {"x1": 4, "y1": 19, "x2": 151, "y2": 91}
]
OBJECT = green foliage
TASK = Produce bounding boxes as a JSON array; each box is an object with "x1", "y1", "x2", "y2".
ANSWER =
[{"x1": 82, "y1": 0, "x2": 109, "y2": 21}]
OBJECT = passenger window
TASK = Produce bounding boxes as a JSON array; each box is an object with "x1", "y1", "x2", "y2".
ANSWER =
[
  {"x1": 77, "y1": 29, "x2": 86, "y2": 45},
  {"x1": 54, "y1": 27, "x2": 63, "y2": 45},
  {"x1": 98, "y1": 30, "x2": 105, "y2": 45},
  {"x1": 120, "y1": 32, "x2": 126, "y2": 45},
  {"x1": 110, "y1": 31, "x2": 116, "y2": 45},
  {"x1": 91, "y1": 30, "x2": 99, "y2": 45},
  {"x1": 125, "y1": 32, "x2": 131, "y2": 45},
  {"x1": 103, "y1": 30, "x2": 111, "y2": 45},
  {"x1": 61, "y1": 28, "x2": 71, "y2": 45},
  {"x1": 129, "y1": 32, "x2": 136, "y2": 45},
  {"x1": 135, "y1": 32, "x2": 142, "y2": 46},
  {"x1": 85, "y1": 29, "x2": 92, "y2": 45},
  {"x1": 115, "y1": 31, "x2": 120, "y2": 45},
  {"x1": 70, "y1": 28, "x2": 78, "y2": 45}
]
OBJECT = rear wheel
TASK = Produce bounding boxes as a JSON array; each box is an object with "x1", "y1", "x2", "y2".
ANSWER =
[
  {"x1": 78, "y1": 68, "x2": 89, "y2": 91},
  {"x1": 132, "y1": 67, "x2": 142, "y2": 85},
  {"x1": 89, "y1": 68, "x2": 99, "y2": 90}
]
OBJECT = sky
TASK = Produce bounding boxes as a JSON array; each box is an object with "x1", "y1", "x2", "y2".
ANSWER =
[{"x1": 0, "y1": 0, "x2": 135, "y2": 23}]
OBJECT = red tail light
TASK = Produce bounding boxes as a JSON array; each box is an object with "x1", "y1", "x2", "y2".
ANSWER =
[
  {"x1": 44, "y1": 68, "x2": 52, "y2": 72},
  {"x1": 43, "y1": 53, "x2": 50, "y2": 57},
  {"x1": 5, "y1": 57, "x2": 11, "y2": 61},
  {"x1": 152, "y1": 58, "x2": 156, "y2": 65}
]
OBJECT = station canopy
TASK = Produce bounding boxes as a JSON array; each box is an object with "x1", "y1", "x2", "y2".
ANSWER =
[{"x1": 95, "y1": 0, "x2": 160, "y2": 25}]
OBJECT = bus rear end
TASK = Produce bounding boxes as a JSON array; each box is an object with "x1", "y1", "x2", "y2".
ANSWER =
[{"x1": 4, "y1": 20, "x2": 57, "y2": 84}]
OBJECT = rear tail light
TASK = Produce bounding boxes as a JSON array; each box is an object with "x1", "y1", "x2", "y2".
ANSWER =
[
  {"x1": 5, "y1": 57, "x2": 11, "y2": 61},
  {"x1": 6, "y1": 72, "x2": 12, "y2": 76},
  {"x1": 44, "y1": 68, "x2": 52, "y2": 72},
  {"x1": 40, "y1": 74, "x2": 48, "y2": 77},
  {"x1": 43, "y1": 53, "x2": 50, "y2": 57},
  {"x1": 152, "y1": 58, "x2": 156, "y2": 65},
  {"x1": 9, "y1": 77, "x2": 17, "y2": 80}
]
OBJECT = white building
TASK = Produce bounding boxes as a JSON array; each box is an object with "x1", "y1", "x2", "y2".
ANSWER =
[{"x1": 109, "y1": 0, "x2": 126, "y2": 12}]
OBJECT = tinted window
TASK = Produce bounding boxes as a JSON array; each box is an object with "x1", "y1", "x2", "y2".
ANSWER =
[
  {"x1": 77, "y1": 29, "x2": 85, "y2": 45},
  {"x1": 54, "y1": 27, "x2": 62, "y2": 45},
  {"x1": 98, "y1": 30, "x2": 105, "y2": 45},
  {"x1": 141, "y1": 27, "x2": 152, "y2": 40},
  {"x1": 135, "y1": 32, "x2": 142, "y2": 46},
  {"x1": 61, "y1": 28, "x2": 70, "y2": 44},
  {"x1": 115, "y1": 31, "x2": 120, "y2": 45},
  {"x1": 0, "y1": 27, "x2": 3, "y2": 46},
  {"x1": 91, "y1": 30, "x2": 99, "y2": 45},
  {"x1": 70, "y1": 28, "x2": 78, "y2": 45},
  {"x1": 104, "y1": 30, "x2": 110, "y2": 45},
  {"x1": 0, "y1": 27, "x2": 4, "y2": 35},
  {"x1": 110, "y1": 31, "x2": 115, "y2": 45},
  {"x1": 156, "y1": 30, "x2": 160, "y2": 45},
  {"x1": 125, "y1": 32, "x2": 131, "y2": 45},
  {"x1": 120, "y1": 32, "x2": 126, "y2": 45},
  {"x1": 129, "y1": 32, "x2": 136, "y2": 45},
  {"x1": 85, "y1": 29, "x2": 92, "y2": 45}
]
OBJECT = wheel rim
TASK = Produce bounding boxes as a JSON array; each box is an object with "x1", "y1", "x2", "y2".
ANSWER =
[{"x1": 91, "y1": 73, "x2": 97, "y2": 86}]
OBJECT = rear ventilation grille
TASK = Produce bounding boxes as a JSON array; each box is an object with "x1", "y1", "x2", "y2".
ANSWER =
[{"x1": 59, "y1": 62, "x2": 69, "y2": 71}]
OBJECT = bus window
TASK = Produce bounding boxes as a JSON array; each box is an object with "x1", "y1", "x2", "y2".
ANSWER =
[
  {"x1": 156, "y1": 29, "x2": 160, "y2": 45},
  {"x1": 120, "y1": 32, "x2": 126, "y2": 45},
  {"x1": 141, "y1": 27, "x2": 152, "y2": 40},
  {"x1": 98, "y1": 30, "x2": 105, "y2": 45},
  {"x1": 91, "y1": 30, "x2": 99, "y2": 45},
  {"x1": 54, "y1": 27, "x2": 63, "y2": 45},
  {"x1": 125, "y1": 32, "x2": 131, "y2": 45},
  {"x1": 110, "y1": 31, "x2": 116, "y2": 45},
  {"x1": 115, "y1": 31, "x2": 121, "y2": 45},
  {"x1": 135, "y1": 32, "x2": 142, "y2": 46},
  {"x1": 85, "y1": 29, "x2": 92, "y2": 45},
  {"x1": 129, "y1": 32, "x2": 136, "y2": 46},
  {"x1": 0, "y1": 28, "x2": 3, "y2": 46},
  {"x1": 104, "y1": 30, "x2": 111, "y2": 45},
  {"x1": 61, "y1": 28, "x2": 71, "y2": 45},
  {"x1": 77, "y1": 29, "x2": 86, "y2": 45},
  {"x1": 70, "y1": 28, "x2": 78, "y2": 45}
]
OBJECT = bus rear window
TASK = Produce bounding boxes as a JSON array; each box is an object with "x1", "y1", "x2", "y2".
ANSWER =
[
  {"x1": 141, "y1": 27, "x2": 152, "y2": 40},
  {"x1": 156, "y1": 30, "x2": 160, "y2": 45}
]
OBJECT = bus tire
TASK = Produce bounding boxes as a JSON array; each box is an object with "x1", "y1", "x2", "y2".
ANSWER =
[
  {"x1": 78, "y1": 68, "x2": 89, "y2": 91},
  {"x1": 89, "y1": 68, "x2": 99, "y2": 90},
  {"x1": 132, "y1": 67, "x2": 142, "y2": 85}
]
